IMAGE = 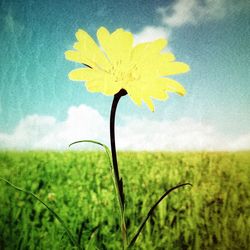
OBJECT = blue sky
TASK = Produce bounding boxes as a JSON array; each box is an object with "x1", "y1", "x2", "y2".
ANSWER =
[{"x1": 0, "y1": 0, "x2": 249, "y2": 150}]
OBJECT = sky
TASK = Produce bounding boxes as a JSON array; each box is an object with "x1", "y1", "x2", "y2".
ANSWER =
[{"x1": 0, "y1": 0, "x2": 249, "y2": 151}]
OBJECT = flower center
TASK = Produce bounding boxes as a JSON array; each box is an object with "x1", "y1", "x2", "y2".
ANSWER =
[{"x1": 108, "y1": 60, "x2": 141, "y2": 83}]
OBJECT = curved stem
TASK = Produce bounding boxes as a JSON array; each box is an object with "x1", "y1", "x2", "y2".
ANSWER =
[
  {"x1": 110, "y1": 89, "x2": 127, "y2": 248},
  {"x1": 128, "y1": 183, "x2": 192, "y2": 248}
]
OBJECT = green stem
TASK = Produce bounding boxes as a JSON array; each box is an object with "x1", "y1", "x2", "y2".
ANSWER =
[{"x1": 110, "y1": 89, "x2": 127, "y2": 249}]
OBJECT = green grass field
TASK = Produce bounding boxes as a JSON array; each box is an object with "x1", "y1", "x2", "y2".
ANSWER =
[{"x1": 0, "y1": 151, "x2": 249, "y2": 249}]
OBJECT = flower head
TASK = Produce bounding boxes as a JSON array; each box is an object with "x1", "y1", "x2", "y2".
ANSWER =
[{"x1": 65, "y1": 27, "x2": 190, "y2": 111}]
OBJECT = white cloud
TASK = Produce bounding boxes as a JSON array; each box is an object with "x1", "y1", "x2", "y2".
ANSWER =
[
  {"x1": 0, "y1": 105, "x2": 249, "y2": 151},
  {"x1": 227, "y1": 133, "x2": 250, "y2": 151},
  {"x1": 116, "y1": 117, "x2": 232, "y2": 151},
  {"x1": 0, "y1": 105, "x2": 108, "y2": 150},
  {"x1": 0, "y1": 115, "x2": 56, "y2": 149},
  {"x1": 131, "y1": 0, "x2": 249, "y2": 46},
  {"x1": 157, "y1": 0, "x2": 249, "y2": 27},
  {"x1": 133, "y1": 26, "x2": 169, "y2": 45}
]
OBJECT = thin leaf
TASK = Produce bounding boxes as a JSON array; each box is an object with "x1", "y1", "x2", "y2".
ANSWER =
[
  {"x1": 86, "y1": 225, "x2": 100, "y2": 250},
  {"x1": 0, "y1": 177, "x2": 81, "y2": 250},
  {"x1": 128, "y1": 183, "x2": 192, "y2": 248},
  {"x1": 69, "y1": 140, "x2": 119, "y2": 210},
  {"x1": 69, "y1": 140, "x2": 113, "y2": 170}
]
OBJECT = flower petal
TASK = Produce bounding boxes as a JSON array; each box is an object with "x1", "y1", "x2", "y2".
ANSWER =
[
  {"x1": 125, "y1": 83, "x2": 143, "y2": 106},
  {"x1": 69, "y1": 29, "x2": 110, "y2": 70},
  {"x1": 150, "y1": 90, "x2": 168, "y2": 100},
  {"x1": 125, "y1": 80, "x2": 166, "y2": 111},
  {"x1": 160, "y1": 62, "x2": 190, "y2": 76},
  {"x1": 86, "y1": 80, "x2": 122, "y2": 95},
  {"x1": 158, "y1": 78, "x2": 186, "y2": 96},
  {"x1": 131, "y1": 39, "x2": 167, "y2": 66},
  {"x1": 143, "y1": 96, "x2": 155, "y2": 112},
  {"x1": 69, "y1": 67, "x2": 122, "y2": 95},
  {"x1": 68, "y1": 68, "x2": 96, "y2": 81},
  {"x1": 161, "y1": 52, "x2": 176, "y2": 62},
  {"x1": 96, "y1": 26, "x2": 111, "y2": 50},
  {"x1": 97, "y1": 27, "x2": 133, "y2": 64},
  {"x1": 65, "y1": 50, "x2": 93, "y2": 67}
]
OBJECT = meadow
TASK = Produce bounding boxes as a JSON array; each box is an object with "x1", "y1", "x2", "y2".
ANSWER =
[{"x1": 0, "y1": 151, "x2": 249, "y2": 249}]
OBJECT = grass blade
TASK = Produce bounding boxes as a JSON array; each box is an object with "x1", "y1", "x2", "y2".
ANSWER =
[
  {"x1": 0, "y1": 177, "x2": 81, "y2": 250},
  {"x1": 128, "y1": 183, "x2": 192, "y2": 248}
]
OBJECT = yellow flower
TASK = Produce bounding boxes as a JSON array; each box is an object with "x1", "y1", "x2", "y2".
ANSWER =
[{"x1": 65, "y1": 27, "x2": 190, "y2": 111}]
